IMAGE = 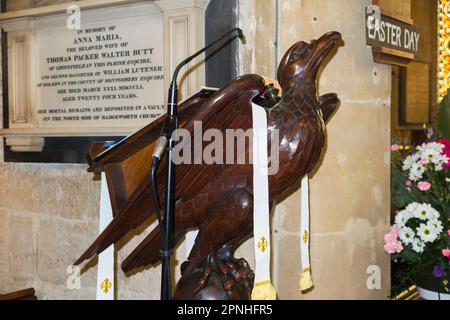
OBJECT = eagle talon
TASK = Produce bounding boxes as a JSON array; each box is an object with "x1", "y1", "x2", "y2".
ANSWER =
[
  {"x1": 214, "y1": 256, "x2": 235, "y2": 293},
  {"x1": 226, "y1": 262, "x2": 242, "y2": 282},
  {"x1": 193, "y1": 252, "x2": 256, "y2": 295},
  {"x1": 219, "y1": 256, "x2": 254, "y2": 295},
  {"x1": 195, "y1": 264, "x2": 213, "y2": 294}
]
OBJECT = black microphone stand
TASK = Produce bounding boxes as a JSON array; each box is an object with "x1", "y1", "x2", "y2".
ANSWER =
[{"x1": 150, "y1": 28, "x2": 245, "y2": 300}]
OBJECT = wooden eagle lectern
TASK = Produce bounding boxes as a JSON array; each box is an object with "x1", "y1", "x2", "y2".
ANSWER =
[{"x1": 75, "y1": 31, "x2": 342, "y2": 300}]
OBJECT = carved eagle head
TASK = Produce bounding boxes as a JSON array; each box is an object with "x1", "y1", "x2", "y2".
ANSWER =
[
  {"x1": 277, "y1": 31, "x2": 342, "y2": 91},
  {"x1": 277, "y1": 31, "x2": 342, "y2": 121}
]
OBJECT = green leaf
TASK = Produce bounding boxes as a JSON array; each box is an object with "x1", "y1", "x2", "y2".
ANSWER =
[
  {"x1": 437, "y1": 94, "x2": 450, "y2": 139},
  {"x1": 400, "y1": 248, "x2": 420, "y2": 263}
]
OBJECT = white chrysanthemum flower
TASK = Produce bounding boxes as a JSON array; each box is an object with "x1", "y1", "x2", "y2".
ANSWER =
[
  {"x1": 416, "y1": 142, "x2": 448, "y2": 171},
  {"x1": 428, "y1": 220, "x2": 444, "y2": 234},
  {"x1": 406, "y1": 202, "x2": 420, "y2": 212},
  {"x1": 409, "y1": 163, "x2": 425, "y2": 182},
  {"x1": 415, "y1": 210, "x2": 429, "y2": 220},
  {"x1": 432, "y1": 154, "x2": 449, "y2": 171},
  {"x1": 417, "y1": 142, "x2": 444, "y2": 155},
  {"x1": 411, "y1": 238, "x2": 425, "y2": 253},
  {"x1": 396, "y1": 202, "x2": 443, "y2": 249},
  {"x1": 417, "y1": 223, "x2": 439, "y2": 243},
  {"x1": 403, "y1": 153, "x2": 421, "y2": 171},
  {"x1": 414, "y1": 203, "x2": 440, "y2": 221},
  {"x1": 399, "y1": 227, "x2": 415, "y2": 245},
  {"x1": 395, "y1": 209, "x2": 412, "y2": 227}
]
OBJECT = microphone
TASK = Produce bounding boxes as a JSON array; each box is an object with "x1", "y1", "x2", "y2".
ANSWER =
[
  {"x1": 151, "y1": 136, "x2": 167, "y2": 160},
  {"x1": 237, "y1": 28, "x2": 246, "y2": 44}
]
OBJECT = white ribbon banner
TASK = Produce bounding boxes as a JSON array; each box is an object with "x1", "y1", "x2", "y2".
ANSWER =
[
  {"x1": 251, "y1": 102, "x2": 273, "y2": 287},
  {"x1": 96, "y1": 172, "x2": 115, "y2": 300}
]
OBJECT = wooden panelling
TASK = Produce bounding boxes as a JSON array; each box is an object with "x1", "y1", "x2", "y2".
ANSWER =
[
  {"x1": 405, "y1": 61, "x2": 430, "y2": 123},
  {"x1": 0, "y1": 288, "x2": 37, "y2": 300},
  {"x1": 370, "y1": 0, "x2": 416, "y2": 65},
  {"x1": 372, "y1": 47, "x2": 414, "y2": 67},
  {"x1": 394, "y1": 0, "x2": 438, "y2": 127},
  {"x1": 412, "y1": 0, "x2": 438, "y2": 62},
  {"x1": 374, "y1": 0, "x2": 412, "y2": 23}
]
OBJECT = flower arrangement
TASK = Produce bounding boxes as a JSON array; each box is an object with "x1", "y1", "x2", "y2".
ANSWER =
[{"x1": 387, "y1": 138, "x2": 450, "y2": 293}]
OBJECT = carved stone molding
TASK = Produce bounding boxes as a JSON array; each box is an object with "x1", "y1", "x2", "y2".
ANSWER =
[
  {"x1": 154, "y1": 0, "x2": 208, "y2": 101},
  {"x1": 1, "y1": 0, "x2": 148, "y2": 20},
  {"x1": 8, "y1": 30, "x2": 34, "y2": 128},
  {"x1": 5, "y1": 137, "x2": 44, "y2": 152},
  {"x1": 153, "y1": 0, "x2": 209, "y2": 12}
]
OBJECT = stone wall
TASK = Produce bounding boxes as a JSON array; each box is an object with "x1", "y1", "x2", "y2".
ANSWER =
[
  {"x1": 0, "y1": 163, "x2": 99, "y2": 299},
  {"x1": 0, "y1": 0, "x2": 170, "y2": 300},
  {"x1": 239, "y1": 0, "x2": 391, "y2": 299},
  {"x1": 0, "y1": 0, "x2": 391, "y2": 299}
]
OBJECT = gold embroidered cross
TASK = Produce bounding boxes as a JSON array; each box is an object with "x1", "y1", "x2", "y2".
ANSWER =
[
  {"x1": 100, "y1": 278, "x2": 112, "y2": 294},
  {"x1": 257, "y1": 237, "x2": 268, "y2": 253},
  {"x1": 302, "y1": 230, "x2": 309, "y2": 244}
]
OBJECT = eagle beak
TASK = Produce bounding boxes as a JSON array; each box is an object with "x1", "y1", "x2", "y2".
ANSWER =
[{"x1": 308, "y1": 31, "x2": 342, "y2": 73}]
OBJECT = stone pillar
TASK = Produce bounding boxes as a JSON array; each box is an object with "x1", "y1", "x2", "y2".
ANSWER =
[
  {"x1": 1, "y1": 18, "x2": 44, "y2": 152},
  {"x1": 238, "y1": 0, "x2": 391, "y2": 299},
  {"x1": 154, "y1": 0, "x2": 209, "y2": 101}
]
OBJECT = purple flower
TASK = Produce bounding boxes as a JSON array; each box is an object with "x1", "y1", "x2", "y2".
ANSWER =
[{"x1": 432, "y1": 265, "x2": 445, "y2": 278}]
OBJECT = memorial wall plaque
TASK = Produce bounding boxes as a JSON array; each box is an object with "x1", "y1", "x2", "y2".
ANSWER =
[
  {"x1": 35, "y1": 9, "x2": 164, "y2": 129},
  {"x1": 0, "y1": 1, "x2": 209, "y2": 153}
]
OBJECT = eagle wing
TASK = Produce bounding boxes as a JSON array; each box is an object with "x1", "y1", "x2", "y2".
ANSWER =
[{"x1": 74, "y1": 74, "x2": 265, "y2": 265}]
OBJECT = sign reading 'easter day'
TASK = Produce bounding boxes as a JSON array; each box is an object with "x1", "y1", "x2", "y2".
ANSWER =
[{"x1": 365, "y1": 9, "x2": 421, "y2": 56}]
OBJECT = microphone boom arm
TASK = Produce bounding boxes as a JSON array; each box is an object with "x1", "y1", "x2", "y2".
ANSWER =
[
  {"x1": 151, "y1": 27, "x2": 245, "y2": 300},
  {"x1": 171, "y1": 27, "x2": 244, "y2": 84}
]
